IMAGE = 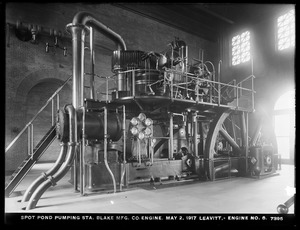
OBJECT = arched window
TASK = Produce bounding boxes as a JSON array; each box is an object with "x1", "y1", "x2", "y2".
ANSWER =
[{"x1": 273, "y1": 90, "x2": 295, "y2": 164}]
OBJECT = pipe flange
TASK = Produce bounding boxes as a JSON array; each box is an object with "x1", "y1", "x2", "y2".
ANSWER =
[
  {"x1": 48, "y1": 176, "x2": 57, "y2": 186},
  {"x1": 65, "y1": 23, "x2": 90, "y2": 36},
  {"x1": 68, "y1": 142, "x2": 77, "y2": 146},
  {"x1": 41, "y1": 172, "x2": 48, "y2": 180}
]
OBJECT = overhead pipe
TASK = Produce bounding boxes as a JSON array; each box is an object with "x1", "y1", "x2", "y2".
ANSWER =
[
  {"x1": 66, "y1": 11, "x2": 127, "y2": 108},
  {"x1": 26, "y1": 104, "x2": 76, "y2": 210},
  {"x1": 21, "y1": 142, "x2": 68, "y2": 202}
]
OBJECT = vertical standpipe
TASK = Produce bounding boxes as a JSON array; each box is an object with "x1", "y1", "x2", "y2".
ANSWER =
[
  {"x1": 66, "y1": 12, "x2": 127, "y2": 194},
  {"x1": 67, "y1": 11, "x2": 127, "y2": 109}
]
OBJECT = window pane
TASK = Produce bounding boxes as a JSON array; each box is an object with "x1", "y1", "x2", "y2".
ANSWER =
[
  {"x1": 277, "y1": 9, "x2": 295, "y2": 51},
  {"x1": 232, "y1": 31, "x2": 250, "y2": 66}
]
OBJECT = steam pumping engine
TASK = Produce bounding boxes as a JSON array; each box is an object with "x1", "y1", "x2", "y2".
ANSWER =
[{"x1": 17, "y1": 11, "x2": 279, "y2": 210}]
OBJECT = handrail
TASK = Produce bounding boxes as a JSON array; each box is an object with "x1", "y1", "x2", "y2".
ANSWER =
[
  {"x1": 237, "y1": 74, "x2": 255, "y2": 85},
  {"x1": 5, "y1": 75, "x2": 72, "y2": 153}
]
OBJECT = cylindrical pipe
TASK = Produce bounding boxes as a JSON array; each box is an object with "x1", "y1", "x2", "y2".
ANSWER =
[
  {"x1": 251, "y1": 76, "x2": 255, "y2": 112},
  {"x1": 194, "y1": 113, "x2": 198, "y2": 156},
  {"x1": 26, "y1": 105, "x2": 76, "y2": 210},
  {"x1": 103, "y1": 107, "x2": 116, "y2": 193},
  {"x1": 27, "y1": 125, "x2": 31, "y2": 156},
  {"x1": 169, "y1": 113, "x2": 174, "y2": 159},
  {"x1": 21, "y1": 143, "x2": 68, "y2": 202},
  {"x1": 68, "y1": 25, "x2": 86, "y2": 109},
  {"x1": 51, "y1": 99, "x2": 55, "y2": 125},
  {"x1": 132, "y1": 71, "x2": 135, "y2": 97},
  {"x1": 120, "y1": 105, "x2": 126, "y2": 191},
  {"x1": 72, "y1": 11, "x2": 126, "y2": 51},
  {"x1": 56, "y1": 94, "x2": 60, "y2": 111},
  {"x1": 218, "y1": 60, "x2": 222, "y2": 106},
  {"x1": 89, "y1": 27, "x2": 95, "y2": 100},
  {"x1": 80, "y1": 106, "x2": 86, "y2": 196}
]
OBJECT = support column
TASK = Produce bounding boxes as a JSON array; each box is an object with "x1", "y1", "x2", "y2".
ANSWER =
[{"x1": 169, "y1": 112, "x2": 174, "y2": 160}]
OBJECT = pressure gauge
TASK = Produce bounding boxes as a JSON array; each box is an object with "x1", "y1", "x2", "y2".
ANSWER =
[
  {"x1": 130, "y1": 127, "x2": 138, "y2": 135},
  {"x1": 138, "y1": 113, "x2": 146, "y2": 122},
  {"x1": 145, "y1": 118, "x2": 153, "y2": 126},
  {"x1": 138, "y1": 132, "x2": 145, "y2": 140},
  {"x1": 144, "y1": 127, "x2": 152, "y2": 136},
  {"x1": 130, "y1": 117, "x2": 139, "y2": 126}
]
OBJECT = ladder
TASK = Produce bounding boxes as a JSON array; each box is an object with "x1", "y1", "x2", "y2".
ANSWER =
[{"x1": 5, "y1": 75, "x2": 72, "y2": 197}]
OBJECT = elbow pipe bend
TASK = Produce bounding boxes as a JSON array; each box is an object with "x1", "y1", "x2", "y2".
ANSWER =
[
  {"x1": 21, "y1": 143, "x2": 68, "y2": 202},
  {"x1": 26, "y1": 105, "x2": 76, "y2": 210},
  {"x1": 26, "y1": 144, "x2": 76, "y2": 210},
  {"x1": 71, "y1": 11, "x2": 127, "y2": 51}
]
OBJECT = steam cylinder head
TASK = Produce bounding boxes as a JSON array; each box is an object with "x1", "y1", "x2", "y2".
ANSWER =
[{"x1": 56, "y1": 108, "x2": 123, "y2": 142}]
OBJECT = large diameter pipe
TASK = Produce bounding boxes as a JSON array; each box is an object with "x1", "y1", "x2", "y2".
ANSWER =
[
  {"x1": 26, "y1": 105, "x2": 76, "y2": 210},
  {"x1": 67, "y1": 11, "x2": 127, "y2": 108},
  {"x1": 89, "y1": 27, "x2": 95, "y2": 100},
  {"x1": 68, "y1": 25, "x2": 86, "y2": 109},
  {"x1": 21, "y1": 143, "x2": 68, "y2": 202},
  {"x1": 72, "y1": 11, "x2": 126, "y2": 51}
]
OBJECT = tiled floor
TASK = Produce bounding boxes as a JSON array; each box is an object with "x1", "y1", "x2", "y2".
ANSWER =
[{"x1": 5, "y1": 164, "x2": 295, "y2": 213}]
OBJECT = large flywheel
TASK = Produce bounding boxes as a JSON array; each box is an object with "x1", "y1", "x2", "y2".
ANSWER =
[{"x1": 204, "y1": 109, "x2": 249, "y2": 180}]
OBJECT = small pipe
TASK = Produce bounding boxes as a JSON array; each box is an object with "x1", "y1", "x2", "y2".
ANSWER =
[
  {"x1": 27, "y1": 125, "x2": 31, "y2": 156},
  {"x1": 80, "y1": 106, "x2": 86, "y2": 196},
  {"x1": 251, "y1": 76, "x2": 255, "y2": 112},
  {"x1": 51, "y1": 99, "x2": 55, "y2": 126},
  {"x1": 169, "y1": 113, "x2": 174, "y2": 159},
  {"x1": 120, "y1": 105, "x2": 126, "y2": 191},
  {"x1": 56, "y1": 94, "x2": 60, "y2": 111},
  {"x1": 89, "y1": 27, "x2": 95, "y2": 100},
  {"x1": 194, "y1": 113, "x2": 198, "y2": 156},
  {"x1": 218, "y1": 60, "x2": 222, "y2": 106},
  {"x1": 137, "y1": 139, "x2": 141, "y2": 165},
  {"x1": 103, "y1": 107, "x2": 116, "y2": 193},
  {"x1": 106, "y1": 77, "x2": 109, "y2": 102},
  {"x1": 26, "y1": 105, "x2": 76, "y2": 210},
  {"x1": 132, "y1": 71, "x2": 135, "y2": 97}
]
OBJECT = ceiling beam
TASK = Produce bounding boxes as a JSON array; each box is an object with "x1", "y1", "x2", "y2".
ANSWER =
[
  {"x1": 114, "y1": 3, "x2": 219, "y2": 42},
  {"x1": 193, "y1": 5, "x2": 235, "y2": 25}
]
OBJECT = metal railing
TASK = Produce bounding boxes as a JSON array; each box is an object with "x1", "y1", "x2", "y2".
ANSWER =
[
  {"x1": 109, "y1": 68, "x2": 255, "y2": 112},
  {"x1": 5, "y1": 75, "x2": 72, "y2": 154}
]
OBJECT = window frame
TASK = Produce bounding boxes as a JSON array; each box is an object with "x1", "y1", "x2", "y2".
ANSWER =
[
  {"x1": 230, "y1": 30, "x2": 252, "y2": 67},
  {"x1": 275, "y1": 8, "x2": 295, "y2": 52}
]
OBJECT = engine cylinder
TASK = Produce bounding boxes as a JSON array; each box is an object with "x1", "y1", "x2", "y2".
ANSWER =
[{"x1": 56, "y1": 109, "x2": 122, "y2": 142}]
